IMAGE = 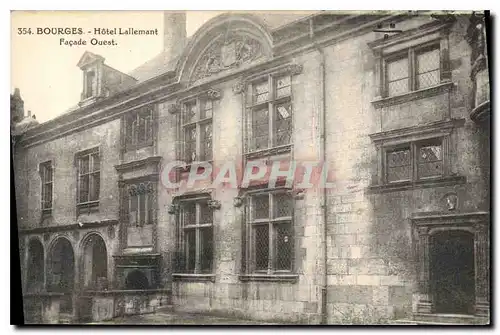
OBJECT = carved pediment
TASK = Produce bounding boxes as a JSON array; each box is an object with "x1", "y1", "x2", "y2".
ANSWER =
[{"x1": 190, "y1": 32, "x2": 267, "y2": 84}]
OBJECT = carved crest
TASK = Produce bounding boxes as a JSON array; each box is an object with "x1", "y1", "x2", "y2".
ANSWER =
[{"x1": 191, "y1": 33, "x2": 265, "y2": 83}]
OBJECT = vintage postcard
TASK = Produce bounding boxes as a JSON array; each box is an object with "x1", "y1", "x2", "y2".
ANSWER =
[{"x1": 11, "y1": 10, "x2": 491, "y2": 325}]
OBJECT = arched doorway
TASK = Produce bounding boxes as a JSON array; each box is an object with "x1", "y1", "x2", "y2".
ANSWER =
[
  {"x1": 81, "y1": 234, "x2": 108, "y2": 290},
  {"x1": 125, "y1": 270, "x2": 149, "y2": 290},
  {"x1": 48, "y1": 237, "x2": 75, "y2": 313},
  {"x1": 26, "y1": 238, "x2": 44, "y2": 292},
  {"x1": 430, "y1": 230, "x2": 475, "y2": 314}
]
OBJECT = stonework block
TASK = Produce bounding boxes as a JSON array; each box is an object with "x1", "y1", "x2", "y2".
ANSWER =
[
  {"x1": 349, "y1": 259, "x2": 387, "y2": 275},
  {"x1": 327, "y1": 285, "x2": 374, "y2": 305},
  {"x1": 356, "y1": 275, "x2": 381, "y2": 286},
  {"x1": 327, "y1": 259, "x2": 349, "y2": 275}
]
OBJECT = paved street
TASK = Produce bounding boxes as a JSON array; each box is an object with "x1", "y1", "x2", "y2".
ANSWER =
[{"x1": 89, "y1": 310, "x2": 281, "y2": 325}]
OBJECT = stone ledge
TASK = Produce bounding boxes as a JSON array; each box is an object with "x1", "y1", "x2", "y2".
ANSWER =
[
  {"x1": 368, "y1": 175, "x2": 466, "y2": 194},
  {"x1": 371, "y1": 81, "x2": 453, "y2": 109},
  {"x1": 172, "y1": 274, "x2": 216, "y2": 282},
  {"x1": 238, "y1": 274, "x2": 299, "y2": 283}
]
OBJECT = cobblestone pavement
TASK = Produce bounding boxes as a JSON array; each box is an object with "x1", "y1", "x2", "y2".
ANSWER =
[{"x1": 89, "y1": 311, "x2": 281, "y2": 325}]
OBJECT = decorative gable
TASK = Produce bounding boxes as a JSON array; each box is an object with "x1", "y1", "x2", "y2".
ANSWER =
[
  {"x1": 190, "y1": 32, "x2": 267, "y2": 84},
  {"x1": 77, "y1": 51, "x2": 105, "y2": 69}
]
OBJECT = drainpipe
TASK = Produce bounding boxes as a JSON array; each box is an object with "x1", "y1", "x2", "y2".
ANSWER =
[{"x1": 311, "y1": 20, "x2": 328, "y2": 324}]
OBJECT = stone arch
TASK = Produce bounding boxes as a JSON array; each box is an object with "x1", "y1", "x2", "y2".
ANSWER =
[
  {"x1": 79, "y1": 232, "x2": 108, "y2": 290},
  {"x1": 26, "y1": 237, "x2": 45, "y2": 292},
  {"x1": 47, "y1": 236, "x2": 75, "y2": 292},
  {"x1": 177, "y1": 13, "x2": 274, "y2": 84}
]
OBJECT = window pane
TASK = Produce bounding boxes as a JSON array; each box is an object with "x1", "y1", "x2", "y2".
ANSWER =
[
  {"x1": 199, "y1": 202, "x2": 213, "y2": 224},
  {"x1": 44, "y1": 165, "x2": 53, "y2": 183},
  {"x1": 183, "y1": 203, "x2": 196, "y2": 226},
  {"x1": 185, "y1": 229, "x2": 196, "y2": 273},
  {"x1": 200, "y1": 123, "x2": 212, "y2": 161},
  {"x1": 92, "y1": 154, "x2": 100, "y2": 172},
  {"x1": 79, "y1": 175, "x2": 89, "y2": 203},
  {"x1": 252, "y1": 108, "x2": 269, "y2": 150},
  {"x1": 387, "y1": 57, "x2": 409, "y2": 81},
  {"x1": 387, "y1": 57, "x2": 409, "y2": 96},
  {"x1": 200, "y1": 227, "x2": 213, "y2": 273},
  {"x1": 275, "y1": 76, "x2": 291, "y2": 98},
  {"x1": 386, "y1": 148, "x2": 411, "y2": 182},
  {"x1": 139, "y1": 193, "x2": 146, "y2": 226},
  {"x1": 273, "y1": 193, "x2": 293, "y2": 218},
  {"x1": 417, "y1": 48, "x2": 440, "y2": 74},
  {"x1": 253, "y1": 194, "x2": 269, "y2": 220},
  {"x1": 274, "y1": 102, "x2": 292, "y2": 146},
  {"x1": 43, "y1": 184, "x2": 52, "y2": 209},
  {"x1": 89, "y1": 172, "x2": 100, "y2": 201},
  {"x1": 274, "y1": 222, "x2": 293, "y2": 271},
  {"x1": 418, "y1": 143, "x2": 443, "y2": 178},
  {"x1": 253, "y1": 81, "x2": 269, "y2": 104},
  {"x1": 417, "y1": 70, "x2": 440, "y2": 90},
  {"x1": 184, "y1": 126, "x2": 197, "y2": 163},
  {"x1": 254, "y1": 225, "x2": 269, "y2": 271},
  {"x1": 80, "y1": 156, "x2": 90, "y2": 175},
  {"x1": 388, "y1": 79, "x2": 409, "y2": 96},
  {"x1": 129, "y1": 190, "x2": 138, "y2": 225},
  {"x1": 183, "y1": 102, "x2": 196, "y2": 124},
  {"x1": 200, "y1": 99, "x2": 213, "y2": 119}
]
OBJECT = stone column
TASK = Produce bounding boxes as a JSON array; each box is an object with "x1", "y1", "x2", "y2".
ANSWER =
[
  {"x1": 416, "y1": 226, "x2": 433, "y2": 314},
  {"x1": 474, "y1": 221, "x2": 490, "y2": 317}
]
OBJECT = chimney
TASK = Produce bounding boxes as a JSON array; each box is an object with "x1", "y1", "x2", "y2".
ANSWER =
[
  {"x1": 163, "y1": 11, "x2": 187, "y2": 61},
  {"x1": 27, "y1": 110, "x2": 31, "y2": 118}
]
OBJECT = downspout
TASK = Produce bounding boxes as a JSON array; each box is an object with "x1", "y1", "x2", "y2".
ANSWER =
[{"x1": 310, "y1": 18, "x2": 328, "y2": 325}]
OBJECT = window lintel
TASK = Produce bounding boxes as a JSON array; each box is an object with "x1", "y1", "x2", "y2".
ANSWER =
[{"x1": 369, "y1": 118, "x2": 464, "y2": 147}]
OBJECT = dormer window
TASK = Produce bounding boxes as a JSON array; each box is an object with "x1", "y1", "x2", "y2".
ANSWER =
[{"x1": 85, "y1": 71, "x2": 96, "y2": 98}]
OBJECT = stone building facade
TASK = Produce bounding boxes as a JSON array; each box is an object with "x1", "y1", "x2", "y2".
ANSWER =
[{"x1": 14, "y1": 11, "x2": 490, "y2": 324}]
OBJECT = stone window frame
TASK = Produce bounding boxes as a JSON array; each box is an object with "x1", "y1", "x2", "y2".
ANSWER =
[
  {"x1": 368, "y1": 119, "x2": 466, "y2": 194},
  {"x1": 178, "y1": 90, "x2": 220, "y2": 165},
  {"x1": 115, "y1": 156, "x2": 162, "y2": 252},
  {"x1": 369, "y1": 19, "x2": 454, "y2": 109},
  {"x1": 125, "y1": 180, "x2": 155, "y2": 227},
  {"x1": 39, "y1": 160, "x2": 54, "y2": 217},
  {"x1": 123, "y1": 105, "x2": 155, "y2": 151},
  {"x1": 75, "y1": 146, "x2": 101, "y2": 215},
  {"x1": 239, "y1": 187, "x2": 299, "y2": 283},
  {"x1": 172, "y1": 194, "x2": 216, "y2": 282},
  {"x1": 234, "y1": 63, "x2": 302, "y2": 160}
]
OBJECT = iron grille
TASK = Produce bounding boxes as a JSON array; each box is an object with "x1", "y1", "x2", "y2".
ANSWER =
[
  {"x1": 253, "y1": 194, "x2": 269, "y2": 220},
  {"x1": 273, "y1": 192, "x2": 293, "y2": 218},
  {"x1": 274, "y1": 222, "x2": 293, "y2": 271},
  {"x1": 254, "y1": 224, "x2": 269, "y2": 271}
]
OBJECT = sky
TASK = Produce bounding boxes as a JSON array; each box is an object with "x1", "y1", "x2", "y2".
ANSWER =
[{"x1": 11, "y1": 11, "x2": 224, "y2": 123}]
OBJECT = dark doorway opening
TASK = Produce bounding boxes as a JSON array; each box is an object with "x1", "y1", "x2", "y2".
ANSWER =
[
  {"x1": 125, "y1": 270, "x2": 149, "y2": 290},
  {"x1": 26, "y1": 239, "x2": 44, "y2": 292},
  {"x1": 48, "y1": 238, "x2": 75, "y2": 313},
  {"x1": 81, "y1": 234, "x2": 108, "y2": 290},
  {"x1": 430, "y1": 230, "x2": 475, "y2": 314}
]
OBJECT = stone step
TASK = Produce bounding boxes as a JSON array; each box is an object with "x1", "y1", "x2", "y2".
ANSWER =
[
  {"x1": 59, "y1": 313, "x2": 74, "y2": 324},
  {"x1": 155, "y1": 305, "x2": 174, "y2": 313},
  {"x1": 412, "y1": 313, "x2": 489, "y2": 325}
]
